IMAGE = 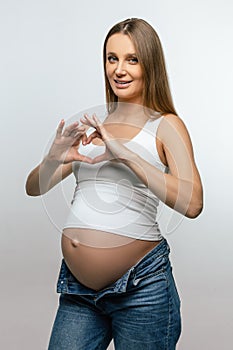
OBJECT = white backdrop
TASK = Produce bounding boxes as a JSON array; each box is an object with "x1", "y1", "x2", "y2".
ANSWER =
[{"x1": 1, "y1": 0, "x2": 232, "y2": 349}]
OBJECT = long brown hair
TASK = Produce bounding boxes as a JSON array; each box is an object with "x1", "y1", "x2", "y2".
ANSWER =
[{"x1": 103, "y1": 18, "x2": 177, "y2": 116}]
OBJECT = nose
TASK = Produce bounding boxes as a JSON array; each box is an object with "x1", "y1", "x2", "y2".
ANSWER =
[{"x1": 115, "y1": 60, "x2": 126, "y2": 76}]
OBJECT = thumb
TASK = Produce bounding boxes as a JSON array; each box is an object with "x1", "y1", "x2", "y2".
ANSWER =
[
  {"x1": 74, "y1": 153, "x2": 93, "y2": 163},
  {"x1": 91, "y1": 150, "x2": 111, "y2": 164}
]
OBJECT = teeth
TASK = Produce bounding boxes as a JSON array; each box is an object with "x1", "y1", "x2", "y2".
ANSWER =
[{"x1": 116, "y1": 80, "x2": 130, "y2": 84}]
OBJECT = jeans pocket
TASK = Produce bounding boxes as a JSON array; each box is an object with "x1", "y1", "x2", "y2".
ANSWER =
[{"x1": 133, "y1": 266, "x2": 166, "y2": 286}]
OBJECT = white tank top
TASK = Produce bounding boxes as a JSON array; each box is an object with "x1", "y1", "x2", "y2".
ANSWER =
[{"x1": 63, "y1": 116, "x2": 168, "y2": 241}]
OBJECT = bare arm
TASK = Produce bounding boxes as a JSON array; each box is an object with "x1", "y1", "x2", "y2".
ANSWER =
[
  {"x1": 25, "y1": 160, "x2": 73, "y2": 196},
  {"x1": 123, "y1": 115, "x2": 203, "y2": 218},
  {"x1": 25, "y1": 119, "x2": 92, "y2": 196}
]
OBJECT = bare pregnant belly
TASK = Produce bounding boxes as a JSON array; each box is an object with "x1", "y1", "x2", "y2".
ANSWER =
[{"x1": 62, "y1": 228, "x2": 160, "y2": 291}]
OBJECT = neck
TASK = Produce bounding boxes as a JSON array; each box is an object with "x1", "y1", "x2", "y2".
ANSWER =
[{"x1": 111, "y1": 102, "x2": 148, "y2": 122}]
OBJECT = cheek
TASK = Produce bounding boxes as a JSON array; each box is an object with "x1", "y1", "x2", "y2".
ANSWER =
[
  {"x1": 132, "y1": 67, "x2": 143, "y2": 81},
  {"x1": 134, "y1": 72, "x2": 144, "y2": 86},
  {"x1": 106, "y1": 63, "x2": 114, "y2": 76}
]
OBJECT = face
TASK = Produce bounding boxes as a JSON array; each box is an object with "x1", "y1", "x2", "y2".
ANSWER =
[{"x1": 105, "y1": 33, "x2": 144, "y2": 105}]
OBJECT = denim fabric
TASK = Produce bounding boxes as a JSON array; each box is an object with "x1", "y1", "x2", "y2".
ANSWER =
[{"x1": 48, "y1": 238, "x2": 181, "y2": 349}]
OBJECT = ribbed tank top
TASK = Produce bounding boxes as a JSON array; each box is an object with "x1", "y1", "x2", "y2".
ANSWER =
[{"x1": 63, "y1": 116, "x2": 168, "y2": 241}]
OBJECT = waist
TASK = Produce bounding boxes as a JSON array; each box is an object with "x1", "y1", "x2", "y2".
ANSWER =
[{"x1": 64, "y1": 182, "x2": 161, "y2": 241}]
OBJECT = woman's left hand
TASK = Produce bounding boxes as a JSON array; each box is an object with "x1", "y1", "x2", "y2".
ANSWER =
[{"x1": 80, "y1": 114, "x2": 135, "y2": 164}]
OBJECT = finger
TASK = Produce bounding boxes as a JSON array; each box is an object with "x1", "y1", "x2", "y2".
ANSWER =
[
  {"x1": 92, "y1": 114, "x2": 108, "y2": 139},
  {"x1": 92, "y1": 113, "x2": 100, "y2": 124},
  {"x1": 70, "y1": 130, "x2": 87, "y2": 148},
  {"x1": 82, "y1": 133, "x2": 87, "y2": 145},
  {"x1": 56, "y1": 119, "x2": 65, "y2": 138},
  {"x1": 80, "y1": 114, "x2": 95, "y2": 127},
  {"x1": 76, "y1": 125, "x2": 85, "y2": 131},
  {"x1": 93, "y1": 114, "x2": 103, "y2": 127},
  {"x1": 71, "y1": 126, "x2": 86, "y2": 138},
  {"x1": 84, "y1": 131, "x2": 100, "y2": 144},
  {"x1": 63, "y1": 121, "x2": 79, "y2": 137},
  {"x1": 91, "y1": 152, "x2": 109, "y2": 164}
]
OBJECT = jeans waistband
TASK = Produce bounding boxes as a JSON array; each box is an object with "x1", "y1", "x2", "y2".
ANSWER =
[
  {"x1": 129, "y1": 238, "x2": 169, "y2": 274},
  {"x1": 57, "y1": 238, "x2": 170, "y2": 298}
]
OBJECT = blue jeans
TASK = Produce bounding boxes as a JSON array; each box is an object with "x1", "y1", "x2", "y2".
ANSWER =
[{"x1": 48, "y1": 238, "x2": 181, "y2": 349}]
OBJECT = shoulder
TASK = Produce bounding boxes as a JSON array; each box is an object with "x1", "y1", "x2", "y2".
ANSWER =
[
  {"x1": 160, "y1": 113, "x2": 187, "y2": 130},
  {"x1": 158, "y1": 113, "x2": 192, "y2": 145}
]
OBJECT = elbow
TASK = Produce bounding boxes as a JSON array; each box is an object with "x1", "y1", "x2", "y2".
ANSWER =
[
  {"x1": 185, "y1": 199, "x2": 203, "y2": 219},
  {"x1": 184, "y1": 182, "x2": 204, "y2": 219},
  {"x1": 25, "y1": 186, "x2": 40, "y2": 197},
  {"x1": 25, "y1": 180, "x2": 41, "y2": 197},
  {"x1": 26, "y1": 191, "x2": 40, "y2": 197}
]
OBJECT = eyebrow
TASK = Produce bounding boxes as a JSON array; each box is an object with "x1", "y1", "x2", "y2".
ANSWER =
[{"x1": 107, "y1": 51, "x2": 137, "y2": 57}]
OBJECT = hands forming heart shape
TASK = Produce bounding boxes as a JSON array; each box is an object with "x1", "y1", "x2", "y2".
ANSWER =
[{"x1": 48, "y1": 114, "x2": 135, "y2": 165}]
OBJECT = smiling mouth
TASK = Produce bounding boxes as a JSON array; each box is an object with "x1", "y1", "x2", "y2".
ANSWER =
[{"x1": 114, "y1": 79, "x2": 133, "y2": 85}]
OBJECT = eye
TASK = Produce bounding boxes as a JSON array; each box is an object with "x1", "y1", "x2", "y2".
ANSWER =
[
  {"x1": 107, "y1": 56, "x2": 118, "y2": 63},
  {"x1": 128, "y1": 57, "x2": 138, "y2": 64}
]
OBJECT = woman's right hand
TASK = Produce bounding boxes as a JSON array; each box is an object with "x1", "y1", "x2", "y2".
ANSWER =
[{"x1": 47, "y1": 119, "x2": 93, "y2": 164}]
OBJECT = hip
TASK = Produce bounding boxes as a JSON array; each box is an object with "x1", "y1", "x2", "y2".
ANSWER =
[{"x1": 54, "y1": 238, "x2": 182, "y2": 349}]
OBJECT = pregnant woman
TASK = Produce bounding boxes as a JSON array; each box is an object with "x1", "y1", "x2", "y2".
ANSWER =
[{"x1": 26, "y1": 18, "x2": 203, "y2": 350}]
